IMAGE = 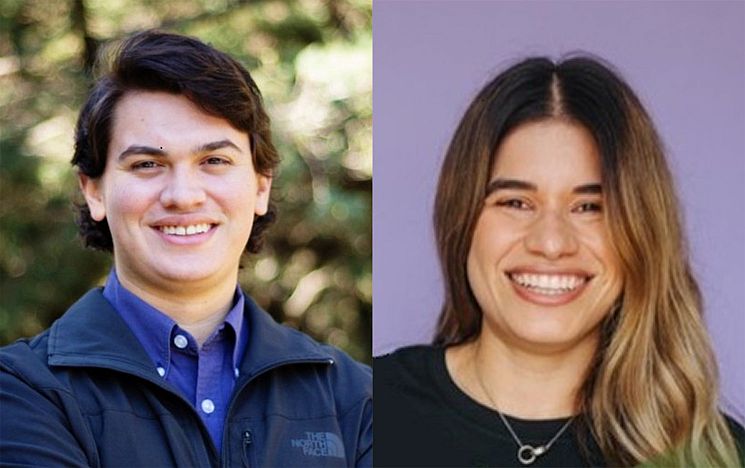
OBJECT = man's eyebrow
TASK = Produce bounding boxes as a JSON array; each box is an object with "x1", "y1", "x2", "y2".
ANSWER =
[
  {"x1": 193, "y1": 139, "x2": 242, "y2": 154},
  {"x1": 117, "y1": 139, "x2": 242, "y2": 161},
  {"x1": 485, "y1": 178, "x2": 603, "y2": 196},
  {"x1": 118, "y1": 145, "x2": 166, "y2": 161}
]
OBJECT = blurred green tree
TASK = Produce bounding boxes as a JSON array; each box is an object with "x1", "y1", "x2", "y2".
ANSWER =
[{"x1": 0, "y1": 0, "x2": 371, "y2": 363}]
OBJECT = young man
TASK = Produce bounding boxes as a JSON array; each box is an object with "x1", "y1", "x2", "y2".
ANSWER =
[{"x1": 0, "y1": 30, "x2": 372, "y2": 467}]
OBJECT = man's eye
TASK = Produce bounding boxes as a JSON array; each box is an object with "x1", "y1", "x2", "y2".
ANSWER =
[
  {"x1": 132, "y1": 160, "x2": 160, "y2": 170},
  {"x1": 204, "y1": 157, "x2": 230, "y2": 165},
  {"x1": 496, "y1": 199, "x2": 531, "y2": 210}
]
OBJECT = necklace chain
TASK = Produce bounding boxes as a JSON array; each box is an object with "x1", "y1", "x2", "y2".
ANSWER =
[{"x1": 473, "y1": 365, "x2": 575, "y2": 465}]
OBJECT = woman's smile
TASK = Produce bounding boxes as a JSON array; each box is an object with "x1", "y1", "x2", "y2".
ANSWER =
[{"x1": 506, "y1": 270, "x2": 592, "y2": 305}]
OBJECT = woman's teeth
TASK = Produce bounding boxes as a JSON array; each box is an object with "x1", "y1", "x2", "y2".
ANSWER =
[
  {"x1": 509, "y1": 272, "x2": 587, "y2": 295},
  {"x1": 159, "y1": 223, "x2": 211, "y2": 236}
]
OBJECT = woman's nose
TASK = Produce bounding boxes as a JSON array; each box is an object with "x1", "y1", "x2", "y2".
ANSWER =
[{"x1": 523, "y1": 210, "x2": 579, "y2": 260}]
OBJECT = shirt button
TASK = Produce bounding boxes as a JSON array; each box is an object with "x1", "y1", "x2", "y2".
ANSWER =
[
  {"x1": 234, "y1": 368, "x2": 240, "y2": 378},
  {"x1": 173, "y1": 334, "x2": 188, "y2": 349},
  {"x1": 156, "y1": 367, "x2": 165, "y2": 377},
  {"x1": 201, "y1": 399, "x2": 215, "y2": 414}
]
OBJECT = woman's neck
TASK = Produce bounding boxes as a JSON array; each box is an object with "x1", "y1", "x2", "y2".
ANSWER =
[{"x1": 446, "y1": 330, "x2": 599, "y2": 420}]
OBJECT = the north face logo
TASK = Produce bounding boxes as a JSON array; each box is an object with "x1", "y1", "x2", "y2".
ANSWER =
[{"x1": 290, "y1": 432, "x2": 345, "y2": 458}]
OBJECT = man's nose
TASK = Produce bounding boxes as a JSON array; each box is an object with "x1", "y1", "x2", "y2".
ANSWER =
[
  {"x1": 523, "y1": 210, "x2": 579, "y2": 260},
  {"x1": 159, "y1": 166, "x2": 206, "y2": 209}
]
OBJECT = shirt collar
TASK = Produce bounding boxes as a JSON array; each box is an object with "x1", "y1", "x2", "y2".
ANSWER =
[
  {"x1": 48, "y1": 288, "x2": 333, "y2": 379},
  {"x1": 224, "y1": 286, "x2": 247, "y2": 368},
  {"x1": 102, "y1": 269, "x2": 248, "y2": 372}
]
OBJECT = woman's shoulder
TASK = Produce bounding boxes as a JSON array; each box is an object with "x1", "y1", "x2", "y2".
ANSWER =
[
  {"x1": 375, "y1": 344, "x2": 441, "y2": 366},
  {"x1": 725, "y1": 413, "x2": 744, "y2": 434},
  {"x1": 373, "y1": 344, "x2": 445, "y2": 391},
  {"x1": 724, "y1": 413, "x2": 745, "y2": 458},
  {"x1": 374, "y1": 344, "x2": 461, "y2": 466}
]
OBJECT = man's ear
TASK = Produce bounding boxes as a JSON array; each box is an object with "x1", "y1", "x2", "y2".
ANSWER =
[
  {"x1": 254, "y1": 174, "x2": 272, "y2": 216},
  {"x1": 78, "y1": 174, "x2": 107, "y2": 221}
]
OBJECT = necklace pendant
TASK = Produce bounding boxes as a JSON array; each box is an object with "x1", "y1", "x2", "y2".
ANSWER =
[
  {"x1": 518, "y1": 444, "x2": 548, "y2": 464},
  {"x1": 518, "y1": 445, "x2": 541, "y2": 465}
]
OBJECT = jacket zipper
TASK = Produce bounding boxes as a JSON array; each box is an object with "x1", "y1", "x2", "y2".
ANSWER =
[
  {"x1": 225, "y1": 357, "x2": 334, "y2": 466},
  {"x1": 241, "y1": 430, "x2": 253, "y2": 467}
]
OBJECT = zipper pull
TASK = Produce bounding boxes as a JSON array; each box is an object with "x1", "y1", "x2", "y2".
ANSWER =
[{"x1": 241, "y1": 430, "x2": 253, "y2": 467}]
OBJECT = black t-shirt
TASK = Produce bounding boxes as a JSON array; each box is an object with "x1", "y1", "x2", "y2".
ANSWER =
[
  {"x1": 374, "y1": 345, "x2": 745, "y2": 468},
  {"x1": 374, "y1": 345, "x2": 604, "y2": 467}
]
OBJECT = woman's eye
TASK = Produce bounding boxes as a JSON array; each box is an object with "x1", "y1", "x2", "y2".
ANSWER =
[
  {"x1": 496, "y1": 199, "x2": 531, "y2": 210},
  {"x1": 574, "y1": 202, "x2": 602, "y2": 213}
]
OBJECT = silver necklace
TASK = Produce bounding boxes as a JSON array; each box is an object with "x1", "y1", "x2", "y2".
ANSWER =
[{"x1": 474, "y1": 369, "x2": 574, "y2": 465}]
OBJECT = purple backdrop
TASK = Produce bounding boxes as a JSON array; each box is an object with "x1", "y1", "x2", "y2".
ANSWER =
[{"x1": 372, "y1": 1, "x2": 745, "y2": 417}]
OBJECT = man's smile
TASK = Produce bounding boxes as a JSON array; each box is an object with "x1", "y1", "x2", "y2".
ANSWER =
[{"x1": 157, "y1": 223, "x2": 214, "y2": 236}]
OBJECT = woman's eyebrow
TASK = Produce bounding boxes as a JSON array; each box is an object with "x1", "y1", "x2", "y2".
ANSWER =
[
  {"x1": 485, "y1": 179, "x2": 603, "y2": 196},
  {"x1": 485, "y1": 178, "x2": 536, "y2": 196},
  {"x1": 573, "y1": 183, "x2": 602, "y2": 194}
]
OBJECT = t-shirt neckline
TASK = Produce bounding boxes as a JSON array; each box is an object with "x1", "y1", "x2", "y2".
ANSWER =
[{"x1": 431, "y1": 345, "x2": 577, "y2": 444}]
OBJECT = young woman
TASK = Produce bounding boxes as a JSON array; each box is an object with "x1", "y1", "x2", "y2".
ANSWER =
[{"x1": 375, "y1": 56, "x2": 743, "y2": 467}]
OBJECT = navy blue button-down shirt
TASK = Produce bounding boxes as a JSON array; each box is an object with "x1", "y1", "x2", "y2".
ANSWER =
[{"x1": 102, "y1": 270, "x2": 248, "y2": 451}]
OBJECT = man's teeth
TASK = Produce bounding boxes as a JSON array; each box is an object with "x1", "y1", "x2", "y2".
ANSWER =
[
  {"x1": 159, "y1": 223, "x2": 211, "y2": 236},
  {"x1": 510, "y1": 273, "x2": 586, "y2": 295}
]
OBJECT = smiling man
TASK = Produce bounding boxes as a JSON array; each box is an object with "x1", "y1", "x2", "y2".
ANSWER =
[{"x1": 0, "y1": 30, "x2": 372, "y2": 467}]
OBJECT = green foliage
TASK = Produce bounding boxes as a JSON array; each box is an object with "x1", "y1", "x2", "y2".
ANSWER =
[{"x1": 0, "y1": 0, "x2": 372, "y2": 363}]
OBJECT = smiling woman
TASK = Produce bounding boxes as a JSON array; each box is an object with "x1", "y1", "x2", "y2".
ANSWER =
[
  {"x1": 467, "y1": 120, "x2": 621, "y2": 356},
  {"x1": 374, "y1": 56, "x2": 744, "y2": 467}
]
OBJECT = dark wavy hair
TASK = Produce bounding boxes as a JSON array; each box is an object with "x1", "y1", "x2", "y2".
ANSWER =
[{"x1": 71, "y1": 29, "x2": 279, "y2": 253}]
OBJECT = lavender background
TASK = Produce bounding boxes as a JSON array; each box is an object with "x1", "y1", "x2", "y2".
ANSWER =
[{"x1": 372, "y1": 1, "x2": 745, "y2": 417}]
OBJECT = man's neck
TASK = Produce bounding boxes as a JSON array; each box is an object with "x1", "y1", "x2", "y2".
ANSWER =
[
  {"x1": 116, "y1": 269, "x2": 237, "y2": 346},
  {"x1": 446, "y1": 329, "x2": 598, "y2": 420}
]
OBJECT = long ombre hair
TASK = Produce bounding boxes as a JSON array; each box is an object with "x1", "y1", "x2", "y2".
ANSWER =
[{"x1": 432, "y1": 55, "x2": 741, "y2": 466}]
